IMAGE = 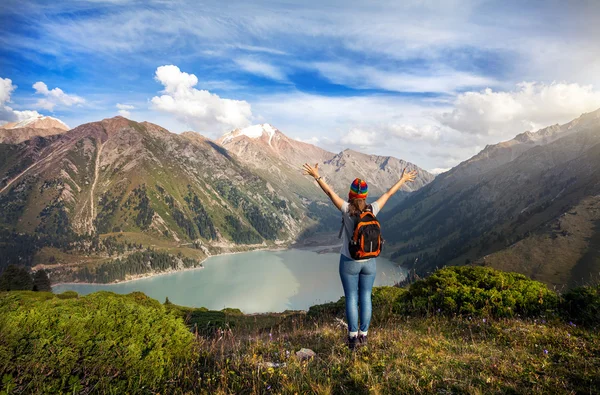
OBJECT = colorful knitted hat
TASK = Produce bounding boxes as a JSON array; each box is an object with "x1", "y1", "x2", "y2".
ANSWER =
[{"x1": 349, "y1": 178, "x2": 368, "y2": 200}]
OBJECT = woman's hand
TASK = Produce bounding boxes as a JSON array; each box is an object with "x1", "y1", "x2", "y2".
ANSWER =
[
  {"x1": 302, "y1": 163, "x2": 320, "y2": 179},
  {"x1": 303, "y1": 162, "x2": 344, "y2": 210},
  {"x1": 401, "y1": 168, "x2": 418, "y2": 183}
]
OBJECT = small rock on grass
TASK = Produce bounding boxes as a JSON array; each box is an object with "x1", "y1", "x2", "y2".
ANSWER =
[{"x1": 296, "y1": 348, "x2": 316, "y2": 361}]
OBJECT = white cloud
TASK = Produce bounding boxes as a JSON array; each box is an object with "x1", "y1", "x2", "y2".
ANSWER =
[
  {"x1": 0, "y1": 77, "x2": 42, "y2": 125},
  {"x1": 116, "y1": 103, "x2": 135, "y2": 117},
  {"x1": 438, "y1": 82, "x2": 600, "y2": 139},
  {"x1": 313, "y1": 62, "x2": 495, "y2": 93},
  {"x1": 33, "y1": 81, "x2": 85, "y2": 111},
  {"x1": 116, "y1": 103, "x2": 134, "y2": 110},
  {"x1": 0, "y1": 77, "x2": 16, "y2": 103},
  {"x1": 385, "y1": 123, "x2": 442, "y2": 142},
  {"x1": 150, "y1": 65, "x2": 252, "y2": 134},
  {"x1": 253, "y1": 82, "x2": 600, "y2": 170},
  {"x1": 340, "y1": 128, "x2": 379, "y2": 147},
  {"x1": 234, "y1": 58, "x2": 287, "y2": 81}
]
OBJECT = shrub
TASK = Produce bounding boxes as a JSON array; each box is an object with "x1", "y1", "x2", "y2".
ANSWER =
[
  {"x1": 561, "y1": 284, "x2": 600, "y2": 326},
  {"x1": 56, "y1": 290, "x2": 78, "y2": 299},
  {"x1": 0, "y1": 291, "x2": 197, "y2": 393},
  {"x1": 399, "y1": 266, "x2": 559, "y2": 318},
  {"x1": 307, "y1": 286, "x2": 407, "y2": 323}
]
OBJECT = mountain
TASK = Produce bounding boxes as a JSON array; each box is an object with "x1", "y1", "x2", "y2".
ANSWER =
[
  {"x1": 384, "y1": 108, "x2": 600, "y2": 288},
  {"x1": 0, "y1": 115, "x2": 69, "y2": 144},
  {"x1": 219, "y1": 123, "x2": 434, "y2": 199},
  {"x1": 0, "y1": 118, "x2": 434, "y2": 283},
  {"x1": 218, "y1": 124, "x2": 434, "y2": 238},
  {"x1": 0, "y1": 117, "x2": 325, "y2": 282}
]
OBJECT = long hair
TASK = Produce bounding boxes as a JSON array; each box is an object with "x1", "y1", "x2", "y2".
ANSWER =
[{"x1": 348, "y1": 198, "x2": 367, "y2": 216}]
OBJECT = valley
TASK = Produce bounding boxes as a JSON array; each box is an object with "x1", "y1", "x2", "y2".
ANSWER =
[
  {"x1": 0, "y1": 116, "x2": 432, "y2": 284},
  {"x1": 2, "y1": 109, "x2": 600, "y2": 289}
]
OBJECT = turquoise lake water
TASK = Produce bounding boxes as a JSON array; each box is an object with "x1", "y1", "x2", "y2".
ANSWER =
[{"x1": 52, "y1": 249, "x2": 407, "y2": 313}]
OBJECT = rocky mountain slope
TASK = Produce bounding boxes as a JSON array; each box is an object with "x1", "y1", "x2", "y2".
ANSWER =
[
  {"x1": 219, "y1": 123, "x2": 434, "y2": 199},
  {"x1": 384, "y1": 108, "x2": 600, "y2": 288},
  {"x1": 0, "y1": 115, "x2": 69, "y2": 144}
]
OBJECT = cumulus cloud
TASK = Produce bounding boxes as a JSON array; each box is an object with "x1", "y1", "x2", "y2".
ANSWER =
[
  {"x1": 116, "y1": 103, "x2": 135, "y2": 117},
  {"x1": 0, "y1": 77, "x2": 42, "y2": 125},
  {"x1": 438, "y1": 82, "x2": 600, "y2": 139},
  {"x1": 150, "y1": 65, "x2": 252, "y2": 134},
  {"x1": 0, "y1": 78, "x2": 15, "y2": 104},
  {"x1": 234, "y1": 58, "x2": 287, "y2": 81},
  {"x1": 33, "y1": 81, "x2": 85, "y2": 111}
]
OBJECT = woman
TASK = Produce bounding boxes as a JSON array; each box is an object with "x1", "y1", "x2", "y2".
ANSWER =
[{"x1": 302, "y1": 162, "x2": 417, "y2": 350}]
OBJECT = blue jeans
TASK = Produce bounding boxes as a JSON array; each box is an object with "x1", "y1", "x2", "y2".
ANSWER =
[{"x1": 339, "y1": 254, "x2": 376, "y2": 333}]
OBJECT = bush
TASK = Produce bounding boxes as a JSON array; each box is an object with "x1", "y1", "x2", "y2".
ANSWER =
[
  {"x1": 561, "y1": 284, "x2": 600, "y2": 326},
  {"x1": 56, "y1": 290, "x2": 78, "y2": 299},
  {"x1": 399, "y1": 266, "x2": 559, "y2": 318},
  {"x1": 0, "y1": 291, "x2": 197, "y2": 393},
  {"x1": 307, "y1": 286, "x2": 407, "y2": 323}
]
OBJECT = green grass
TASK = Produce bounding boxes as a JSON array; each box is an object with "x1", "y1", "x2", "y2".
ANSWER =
[
  {"x1": 191, "y1": 315, "x2": 599, "y2": 395},
  {"x1": 0, "y1": 283, "x2": 598, "y2": 394}
]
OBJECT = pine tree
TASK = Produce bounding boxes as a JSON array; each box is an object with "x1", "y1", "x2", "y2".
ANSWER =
[
  {"x1": 32, "y1": 269, "x2": 52, "y2": 292},
  {"x1": 0, "y1": 265, "x2": 33, "y2": 291}
]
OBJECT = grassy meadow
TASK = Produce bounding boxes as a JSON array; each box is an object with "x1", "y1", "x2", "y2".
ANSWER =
[{"x1": 0, "y1": 267, "x2": 598, "y2": 394}]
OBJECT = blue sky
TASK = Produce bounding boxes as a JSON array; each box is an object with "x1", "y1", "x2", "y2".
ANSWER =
[{"x1": 1, "y1": 0, "x2": 600, "y2": 171}]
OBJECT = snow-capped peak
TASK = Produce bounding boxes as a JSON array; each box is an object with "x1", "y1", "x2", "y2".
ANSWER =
[
  {"x1": 221, "y1": 123, "x2": 278, "y2": 145},
  {"x1": 2, "y1": 115, "x2": 69, "y2": 130}
]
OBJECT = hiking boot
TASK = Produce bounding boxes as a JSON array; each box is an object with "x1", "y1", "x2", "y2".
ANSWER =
[
  {"x1": 347, "y1": 336, "x2": 359, "y2": 351},
  {"x1": 358, "y1": 334, "x2": 367, "y2": 347}
]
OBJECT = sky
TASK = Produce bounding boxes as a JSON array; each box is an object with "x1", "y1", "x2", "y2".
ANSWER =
[{"x1": 1, "y1": 0, "x2": 600, "y2": 172}]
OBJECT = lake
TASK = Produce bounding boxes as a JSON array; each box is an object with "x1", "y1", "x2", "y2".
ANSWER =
[{"x1": 52, "y1": 248, "x2": 407, "y2": 313}]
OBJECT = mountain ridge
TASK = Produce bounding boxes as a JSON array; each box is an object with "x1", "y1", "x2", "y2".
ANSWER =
[{"x1": 384, "y1": 107, "x2": 600, "y2": 288}]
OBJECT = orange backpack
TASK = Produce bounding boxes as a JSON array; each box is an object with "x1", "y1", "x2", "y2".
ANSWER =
[{"x1": 341, "y1": 205, "x2": 384, "y2": 260}]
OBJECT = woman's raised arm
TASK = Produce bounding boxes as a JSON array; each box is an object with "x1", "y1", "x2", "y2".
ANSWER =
[
  {"x1": 375, "y1": 168, "x2": 418, "y2": 210},
  {"x1": 303, "y1": 163, "x2": 345, "y2": 211}
]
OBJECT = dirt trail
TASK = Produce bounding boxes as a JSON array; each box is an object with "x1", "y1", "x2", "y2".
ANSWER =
[{"x1": 87, "y1": 140, "x2": 105, "y2": 233}]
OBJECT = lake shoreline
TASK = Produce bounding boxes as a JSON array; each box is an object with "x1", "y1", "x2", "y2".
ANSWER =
[
  {"x1": 52, "y1": 249, "x2": 407, "y2": 313},
  {"x1": 52, "y1": 245, "x2": 291, "y2": 288}
]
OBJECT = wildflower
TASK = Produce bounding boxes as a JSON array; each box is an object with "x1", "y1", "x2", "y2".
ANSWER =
[
  {"x1": 569, "y1": 321, "x2": 576, "y2": 327},
  {"x1": 269, "y1": 332, "x2": 273, "y2": 341},
  {"x1": 483, "y1": 318, "x2": 486, "y2": 323},
  {"x1": 544, "y1": 349, "x2": 548, "y2": 355},
  {"x1": 267, "y1": 385, "x2": 271, "y2": 390}
]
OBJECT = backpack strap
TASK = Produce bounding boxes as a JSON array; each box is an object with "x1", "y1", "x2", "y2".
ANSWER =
[{"x1": 340, "y1": 204, "x2": 373, "y2": 239}]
